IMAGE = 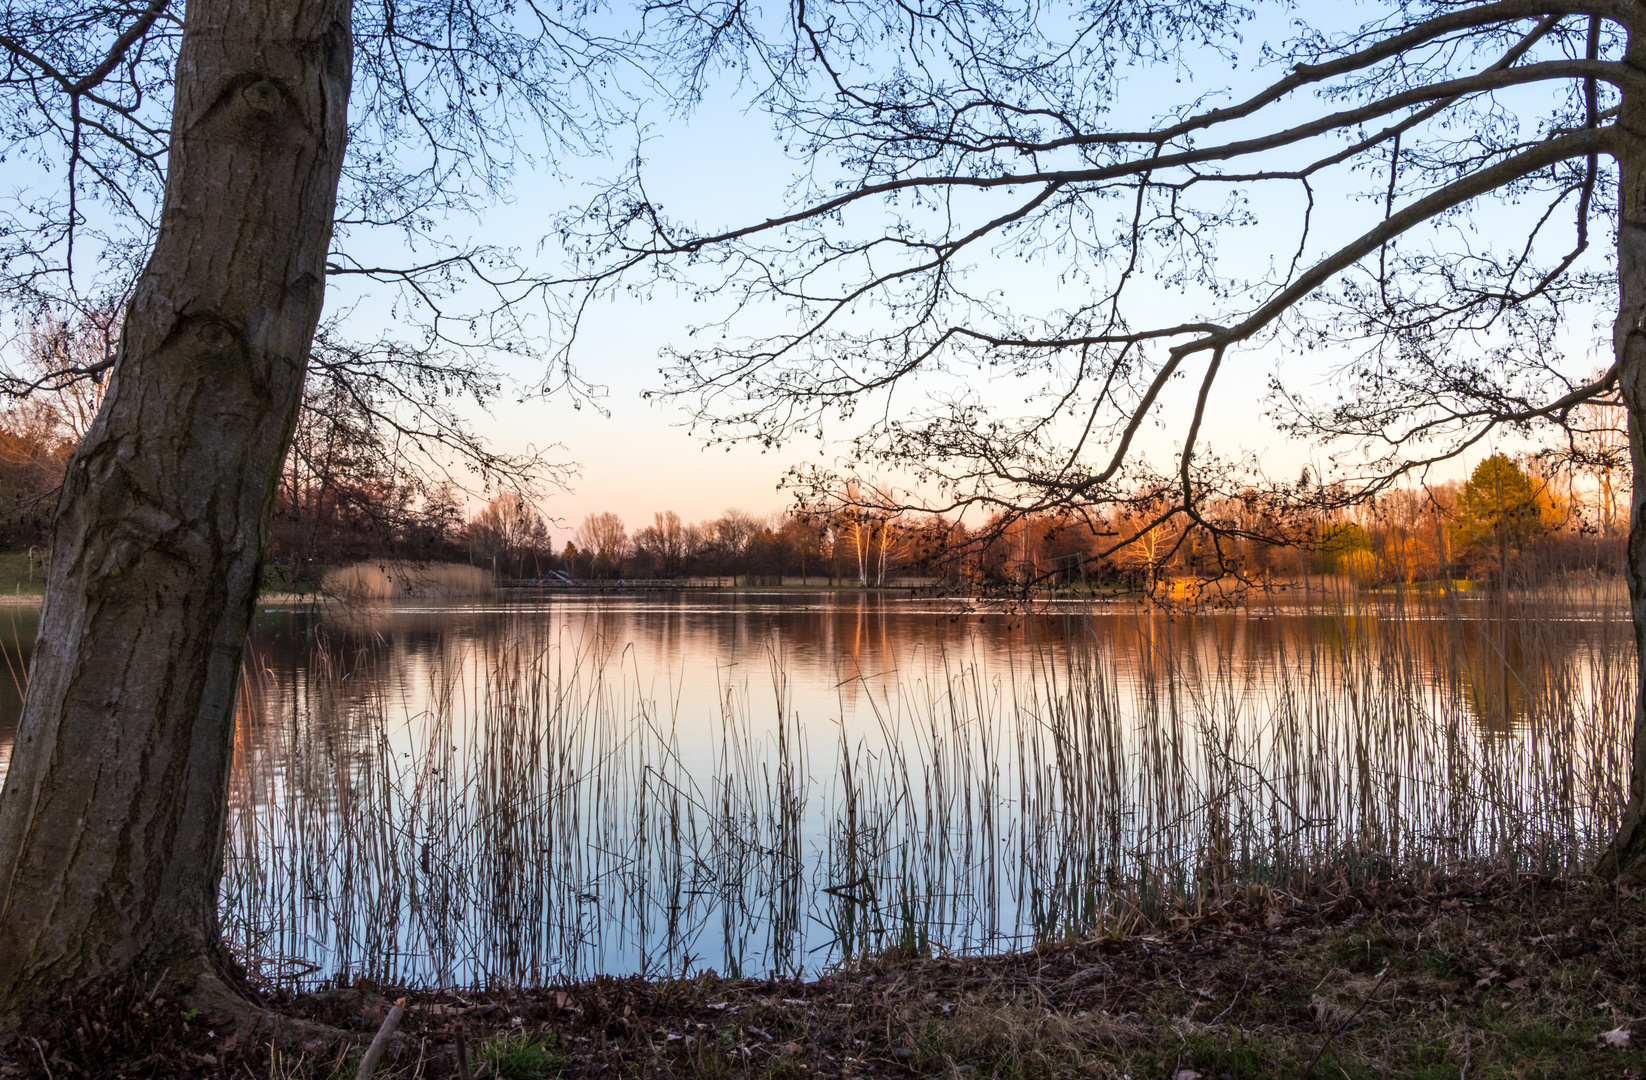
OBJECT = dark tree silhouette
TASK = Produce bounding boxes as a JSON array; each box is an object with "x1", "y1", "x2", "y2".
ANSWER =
[
  {"x1": 0, "y1": 0, "x2": 620, "y2": 1027},
  {"x1": 576, "y1": 2, "x2": 1646, "y2": 873}
]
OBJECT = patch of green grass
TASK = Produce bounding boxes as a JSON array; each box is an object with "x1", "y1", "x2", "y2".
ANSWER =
[
  {"x1": 1505, "y1": 1017, "x2": 1592, "y2": 1055},
  {"x1": 1328, "y1": 926, "x2": 1406, "y2": 973},
  {"x1": 480, "y1": 1030, "x2": 565, "y2": 1079},
  {"x1": 1177, "y1": 1031, "x2": 1307, "y2": 1079}
]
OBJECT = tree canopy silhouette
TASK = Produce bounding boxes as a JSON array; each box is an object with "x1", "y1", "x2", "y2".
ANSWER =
[
  {"x1": 576, "y1": 0, "x2": 1646, "y2": 871},
  {"x1": 0, "y1": 0, "x2": 623, "y2": 1028}
]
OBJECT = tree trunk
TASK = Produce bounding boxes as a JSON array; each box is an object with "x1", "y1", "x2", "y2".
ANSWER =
[
  {"x1": 1599, "y1": 53, "x2": 1646, "y2": 882},
  {"x1": 0, "y1": 0, "x2": 351, "y2": 1025}
]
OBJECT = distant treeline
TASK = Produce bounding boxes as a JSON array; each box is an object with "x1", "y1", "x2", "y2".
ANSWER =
[
  {"x1": 297, "y1": 451, "x2": 1624, "y2": 590},
  {"x1": 271, "y1": 448, "x2": 1622, "y2": 590},
  {"x1": 960, "y1": 453, "x2": 1628, "y2": 591},
  {"x1": 0, "y1": 321, "x2": 1625, "y2": 590}
]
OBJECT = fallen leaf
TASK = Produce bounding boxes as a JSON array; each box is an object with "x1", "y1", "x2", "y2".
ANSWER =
[
  {"x1": 1602, "y1": 1027, "x2": 1632, "y2": 1049},
  {"x1": 1505, "y1": 977, "x2": 1531, "y2": 990},
  {"x1": 1173, "y1": 1071, "x2": 1202, "y2": 1080}
]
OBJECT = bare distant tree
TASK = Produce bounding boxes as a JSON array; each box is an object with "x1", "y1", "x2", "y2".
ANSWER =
[
  {"x1": 573, "y1": 511, "x2": 629, "y2": 573},
  {"x1": 705, "y1": 507, "x2": 760, "y2": 568},
  {"x1": 579, "y1": 2, "x2": 1646, "y2": 875},
  {"x1": 467, "y1": 493, "x2": 552, "y2": 578},
  {"x1": 1543, "y1": 376, "x2": 1632, "y2": 535},
  {"x1": 632, "y1": 509, "x2": 696, "y2": 575}
]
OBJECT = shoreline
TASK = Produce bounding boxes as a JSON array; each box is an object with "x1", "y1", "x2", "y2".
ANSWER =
[
  {"x1": 0, "y1": 579, "x2": 1629, "y2": 611},
  {"x1": 8, "y1": 872, "x2": 1642, "y2": 1077}
]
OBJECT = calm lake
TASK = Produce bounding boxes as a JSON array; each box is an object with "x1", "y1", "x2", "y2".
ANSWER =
[{"x1": 0, "y1": 587, "x2": 1633, "y2": 989}]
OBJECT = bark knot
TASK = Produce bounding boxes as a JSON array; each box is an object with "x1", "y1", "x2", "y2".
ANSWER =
[{"x1": 240, "y1": 80, "x2": 282, "y2": 115}]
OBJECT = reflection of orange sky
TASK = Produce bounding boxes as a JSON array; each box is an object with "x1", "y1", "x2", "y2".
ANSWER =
[
  {"x1": 219, "y1": 591, "x2": 1635, "y2": 783},
  {"x1": 206, "y1": 589, "x2": 1633, "y2": 985}
]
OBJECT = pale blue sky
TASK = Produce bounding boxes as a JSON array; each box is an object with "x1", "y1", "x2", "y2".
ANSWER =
[
  {"x1": 2, "y1": 4, "x2": 1607, "y2": 540},
  {"x1": 443, "y1": 23, "x2": 1605, "y2": 536}
]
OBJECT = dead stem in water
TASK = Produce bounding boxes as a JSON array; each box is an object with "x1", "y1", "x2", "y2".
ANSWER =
[{"x1": 221, "y1": 582, "x2": 1631, "y2": 991}]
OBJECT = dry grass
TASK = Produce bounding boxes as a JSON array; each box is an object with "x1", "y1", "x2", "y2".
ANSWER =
[
  {"x1": 12, "y1": 874, "x2": 1646, "y2": 1077},
  {"x1": 320, "y1": 561, "x2": 494, "y2": 600},
  {"x1": 220, "y1": 580, "x2": 1633, "y2": 993}
]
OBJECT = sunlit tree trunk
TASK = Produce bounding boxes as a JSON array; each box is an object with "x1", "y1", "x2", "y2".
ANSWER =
[
  {"x1": 0, "y1": 0, "x2": 351, "y2": 1023},
  {"x1": 1600, "y1": 51, "x2": 1646, "y2": 881}
]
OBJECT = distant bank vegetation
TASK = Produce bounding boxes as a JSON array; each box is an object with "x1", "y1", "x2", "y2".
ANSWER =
[
  {"x1": 0, "y1": 317, "x2": 1627, "y2": 595},
  {"x1": 319, "y1": 561, "x2": 494, "y2": 600}
]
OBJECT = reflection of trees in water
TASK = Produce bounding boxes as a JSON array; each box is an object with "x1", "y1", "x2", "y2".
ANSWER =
[
  {"x1": 234, "y1": 592, "x2": 1629, "y2": 761},
  {"x1": 236, "y1": 596, "x2": 1110, "y2": 753},
  {"x1": 219, "y1": 591, "x2": 1635, "y2": 987},
  {"x1": 1435, "y1": 602, "x2": 1600, "y2": 736},
  {"x1": 1067, "y1": 594, "x2": 1624, "y2": 739}
]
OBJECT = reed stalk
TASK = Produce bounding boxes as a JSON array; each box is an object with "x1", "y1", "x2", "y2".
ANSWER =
[{"x1": 220, "y1": 581, "x2": 1631, "y2": 989}]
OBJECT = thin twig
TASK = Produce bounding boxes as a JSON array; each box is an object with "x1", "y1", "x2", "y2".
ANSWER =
[
  {"x1": 1301, "y1": 967, "x2": 1389, "y2": 1079},
  {"x1": 355, "y1": 997, "x2": 406, "y2": 1080}
]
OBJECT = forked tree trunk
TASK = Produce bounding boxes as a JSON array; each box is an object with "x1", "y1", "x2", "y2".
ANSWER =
[
  {"x1": 1599, "y1": 49, "x2": 1646, "y2": 882},
  {"x1": 0, "y1": 0, "x2": 351, "y2": 1025}
]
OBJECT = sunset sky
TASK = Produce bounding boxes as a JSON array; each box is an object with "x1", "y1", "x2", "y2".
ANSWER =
[
  {"x1": 3, "y1": 6, "x2": 1607, "y2": 540},
  {"x1": 435, "y1": 38, "x2": 1605, "y2": 538}
]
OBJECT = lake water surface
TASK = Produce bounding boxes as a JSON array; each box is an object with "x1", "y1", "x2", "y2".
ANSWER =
[{"x1": 0, "y1": 588, "x2": 1633, "y2": 988}]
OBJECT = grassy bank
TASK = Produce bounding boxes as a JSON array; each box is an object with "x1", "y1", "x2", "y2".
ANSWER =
[{"x1": 10, "y1": 873, "x2": 1646, "y2": 1078}]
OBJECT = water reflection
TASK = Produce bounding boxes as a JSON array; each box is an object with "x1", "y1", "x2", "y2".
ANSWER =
[
  {"x1": 0, "y1": 590, "x2": 1630, "y2": 986},
  {"x1": 209, "y1": 588, "x2": 1634, "y2": 988}
]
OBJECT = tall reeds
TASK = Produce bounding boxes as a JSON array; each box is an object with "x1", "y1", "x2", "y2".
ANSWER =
[
  {"x1": 220, "y1": 582, "x2": 1632, "y2": 990},
  {"x1": 320, "y1": 561, "x2": 494, "y2": 600}
]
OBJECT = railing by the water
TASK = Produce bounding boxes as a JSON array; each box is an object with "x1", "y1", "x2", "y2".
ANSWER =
[{"x1": 501, "y1": 575, "x2": 943, "y2": 590}]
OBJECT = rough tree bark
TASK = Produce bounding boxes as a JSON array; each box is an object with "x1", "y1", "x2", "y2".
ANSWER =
[
  {"x1": 1600, "y1": 27, "x2": 1646, "y2": 882},
  {"x1": 0, "y1": 0, "x2": 351, "y2": 1025}
]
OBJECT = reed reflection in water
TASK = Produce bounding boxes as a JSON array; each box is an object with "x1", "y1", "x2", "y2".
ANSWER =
[{"x1": 208, "y1": 586, "x2": 1631, "y2": 989}]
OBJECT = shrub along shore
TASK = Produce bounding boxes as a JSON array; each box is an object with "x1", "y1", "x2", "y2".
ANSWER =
[{"x1": 6, "y1": 871, "x2": 1646, "y2": 1078}]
